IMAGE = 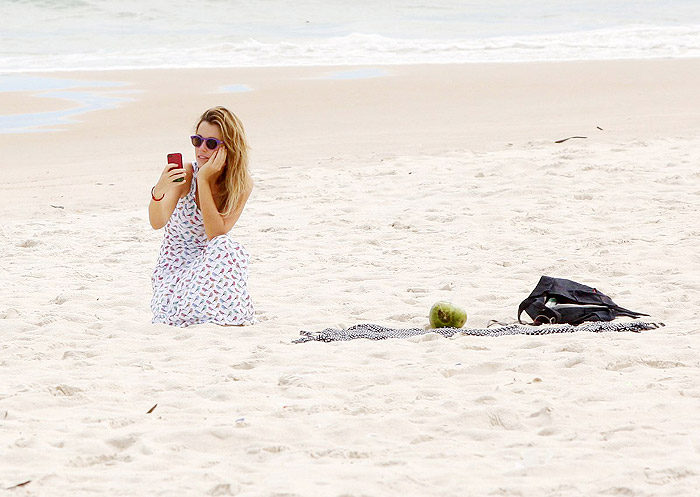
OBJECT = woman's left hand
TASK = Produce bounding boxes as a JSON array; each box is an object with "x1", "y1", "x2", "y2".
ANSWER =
[{"x1": 198, "y1": 148, "x2": 227, "y2": 182}]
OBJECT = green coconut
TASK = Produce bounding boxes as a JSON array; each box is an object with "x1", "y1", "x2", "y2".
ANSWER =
[{"x1": 429, "y1": 301, "x2": 467, "y2": 329}]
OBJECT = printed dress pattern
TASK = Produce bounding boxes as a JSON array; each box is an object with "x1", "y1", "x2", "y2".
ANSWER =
[{"x1": 151, "y1": 162, "x2": 255, "y2": 327}]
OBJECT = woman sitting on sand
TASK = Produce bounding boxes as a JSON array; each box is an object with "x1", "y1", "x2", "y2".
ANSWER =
[{"x1": 149, "y1": 106, "x2": 255, "y2": 327}]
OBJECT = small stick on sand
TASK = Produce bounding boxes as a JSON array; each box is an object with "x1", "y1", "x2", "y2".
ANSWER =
[
  {"x1": 555, "y1": 136, "x2": 588, "y2": 143},
  {"x1": 6, "y1": 481, "x2": 31, "y2": 490}
]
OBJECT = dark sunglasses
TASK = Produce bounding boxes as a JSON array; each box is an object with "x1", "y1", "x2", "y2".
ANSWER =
[{"x1": 191, "y1": 134, "x2": 224, "y2": 150}]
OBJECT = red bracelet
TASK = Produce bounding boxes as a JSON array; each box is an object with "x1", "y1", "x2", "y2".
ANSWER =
[{"x1": 151, "y1": 186, "x2": 165, "y2": 201}]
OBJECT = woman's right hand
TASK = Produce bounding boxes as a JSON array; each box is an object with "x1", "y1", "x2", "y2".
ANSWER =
[
  {"x1": 149, "y1": 163, "x2": 190, "y2": 230},
  {"x1": 152, "y1": 163, "x2": 187, "y2": 199}
]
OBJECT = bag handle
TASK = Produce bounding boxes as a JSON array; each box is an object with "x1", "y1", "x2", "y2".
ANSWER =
[
  {"x1": 517, "y1": 298, "x2": 536, "y2": 323},
  {"x1": 518, "y1": 297, "x2": 561, "y2": 325}
]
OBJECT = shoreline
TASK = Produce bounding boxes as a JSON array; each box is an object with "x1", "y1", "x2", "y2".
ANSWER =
[{"x1": 4, "y1": 54, "x2": 700, "y2": 74}]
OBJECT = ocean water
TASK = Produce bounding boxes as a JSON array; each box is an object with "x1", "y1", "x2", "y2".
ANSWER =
[
  {"x1": 0, "y1": 76, "x2": 134, "y2": 132},
  {"x1": 2, "y1": 0, "x2": 700, "y2": 72}
]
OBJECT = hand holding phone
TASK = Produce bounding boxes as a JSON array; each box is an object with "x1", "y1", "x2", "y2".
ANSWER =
[{"x1": 167, "y1": 153, "x2": 184, "y2": 182}]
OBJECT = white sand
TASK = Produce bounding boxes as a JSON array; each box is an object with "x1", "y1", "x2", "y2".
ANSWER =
[{"x1": 1, "y1": 61, "x2": 700, "y2": 495}]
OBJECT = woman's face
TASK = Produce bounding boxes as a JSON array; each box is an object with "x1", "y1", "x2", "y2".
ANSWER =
[{"x1": 194, "y1": 121, "x2": 224, "y2": 165}]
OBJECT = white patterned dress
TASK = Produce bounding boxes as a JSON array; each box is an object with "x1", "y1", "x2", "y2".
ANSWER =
[{"x1": 151, "y1": 161, "x2": 255, "y2": 327}]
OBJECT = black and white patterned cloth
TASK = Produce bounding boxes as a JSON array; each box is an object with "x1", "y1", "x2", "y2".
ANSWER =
[{"x1": 293, "y1": 321, "x2": 664, "y2": 343}]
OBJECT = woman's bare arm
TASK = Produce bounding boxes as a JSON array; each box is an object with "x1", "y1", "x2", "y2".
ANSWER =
[
  {"x1": 197, "y1": 177, "x2": 253, "y2": 239},
  {"x1": 148, "y1": 163, "x2": 191, "y2": 229}
]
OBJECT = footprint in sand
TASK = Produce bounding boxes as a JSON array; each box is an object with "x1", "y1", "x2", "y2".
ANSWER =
[
  {"x1": 105, "y1": 435, "x2": 137, "y2": 450},
  {"x1": 50, "y1": 384, "x2": 82, "y2": 397},
  {"x1": 207, "y1": 483, "x2": 240, "y2": 496},
  {"x1": 18, "y1": 239, "x2": 41, "y2": 248},
  {"x1": 229, "y1": 361, "x2": 259, "y2": 370}
]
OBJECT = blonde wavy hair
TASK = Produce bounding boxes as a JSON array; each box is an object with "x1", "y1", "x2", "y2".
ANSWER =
[{"x1": 195, "y1": 106, "x2": 251, "y2": 216}]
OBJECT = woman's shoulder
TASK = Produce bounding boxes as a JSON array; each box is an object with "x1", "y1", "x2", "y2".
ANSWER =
[{"x1": 238, "y1": 176, "x2": 254, "y2": 202}]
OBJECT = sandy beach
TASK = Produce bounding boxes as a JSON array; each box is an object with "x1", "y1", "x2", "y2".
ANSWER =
[{"x1": 2, "y1": 60, "x2": 700, "y2": 495}]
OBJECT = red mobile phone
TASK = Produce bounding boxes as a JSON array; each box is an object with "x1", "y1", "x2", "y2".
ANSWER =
[{"x1": 167, "y1": 153, "x2": 184, "y2": 182}]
